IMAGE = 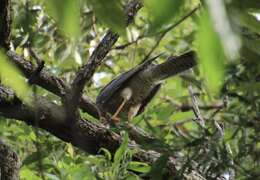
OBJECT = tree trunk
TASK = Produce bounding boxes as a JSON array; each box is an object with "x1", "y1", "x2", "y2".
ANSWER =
[
  {"x1": 0, "y1": 140, "x2": 20, "y2": 180},
  {"x1": 0, "y1": 0, "x2": 11, "y2": 49}
]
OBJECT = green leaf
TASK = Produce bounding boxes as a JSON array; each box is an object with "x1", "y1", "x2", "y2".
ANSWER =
[
  {"x1": 206, "y1": 0, "x2": 240, "y2": 60},
  {"x1": 232, "y1": 1, "x2": 260, "y2": 11},
  {"x1": 240, "y1": 12, "x2": 260, "y2": 33},
  {"x1": 125, "y1": 173, "x2": 141, "y2": 180},
  {"x1": 88, "y1": 0, "x2": 126, "y2": 35},
  {"x1": 148, "y1": 154, "x2": 169, "y2": 180},
  {"x1": 22, "y1": 152, "x2": 41, "y2": 166},
  {"x1": 164, "y1": 77, "x2": 187, "y2": 98},
  {"x1": 127, "y1": 161, "x2": 151, "y2": 173},
  {"x1": 66, "y1": 143, "x2": 74, "y2": 158},
  {"x1": 44, "y1": 173, "x2": 60, "y2": 180},
  {"x1": 45, "y1": 0, "x2": 80, "y2": 38},
  {"x1": 99, "y1": 148, "x2": 112, "y2": 161},
  {"x1": 144, "y1": 0, "x2": 183, "y2": 31},
  {"x1": 114, "y1": 131, "x2": 129, "y2": 164},
  {"x1": 20, "y1": 168, "x2": 41, "y2": 180},
  {"x1": 156, "y1": 104, "x2": 173, "y2": 120},
  {"x1": 0, "y1": 50, "x2": 30, "y2": 103},
  {"x1": 196, "y1": 10, "x2": 226, "y2": 94},
  {"x1": 242, "y1": 35, "x2": 260, "y2": 56},
  {"x1": 67, "y1": 165, "x2": 96, "y2": 180},
  {"x1": 170, "y1": 111, "x2": 194, "y2": 122}
]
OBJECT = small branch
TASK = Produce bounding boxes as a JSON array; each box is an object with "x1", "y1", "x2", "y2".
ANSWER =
[
  {"x1": 188, "y1": 85, "x2": 226, "y2": 137},
  {"x1": 142, "y1": 6, "x2": 200, "y2": 62},
  {"x1": 28, "y1": 61, "x2": 45, "y2": 85},
  {"x1": 179, "y1": 104, "x2": 224, "y2": 111},
  {"x1": 113, "y1": 36, "x2": 143, "y2": 50},
  {"x1": 27, "y1": 48, "x2": 45, "y2": 85},
  {"x1": 114, "y1": 6, "x2": 200, "y2": 52},
  {"x1": 163, "y1": 96, "x2": 224, "y2": 112},
  {"x1": 65, "y1": 31, "x2": 120, "y2": 123},
  {"x1": 66, "y1": 0, "x2": 142, "y2": 121},
  {"x1": 188, "y1": 85, "x2": 205, "y2": 128},
  {"x1": 28, "y1": 47, "x2": 44, "y2": 66}
]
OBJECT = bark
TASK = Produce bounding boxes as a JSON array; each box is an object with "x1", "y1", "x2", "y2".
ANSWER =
[
  {"x1": 0, "y1": 1, "x2": 21, "y2": 179},
  {"x1": 6, "y1": 50, "x2": 100, "y2": 118},
  {"x1": 0, "y1": 0, "x2": 11, "y2": 49},
  {"x1": 0, "y1": 139, "x2": 20, "y2": 180},
  {"x1": 0, "y1": 85, "x2": 178, "y2": 176}
]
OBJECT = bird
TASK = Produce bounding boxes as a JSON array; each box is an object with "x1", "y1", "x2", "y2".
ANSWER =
[{"x1": 96, "y1": 51, "x2": 196, "y2": 123}]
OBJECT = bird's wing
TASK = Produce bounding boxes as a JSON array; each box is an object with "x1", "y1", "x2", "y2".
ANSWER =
[
  {"x1": 136, "y1": 83, "x2": 161, "y2": 116},
  {"x1": 96, "y1": 67, "x2": 142, "y2": 104},
  {"x1": 96, "y1": 54, "x2": 163, "y2": 105}
]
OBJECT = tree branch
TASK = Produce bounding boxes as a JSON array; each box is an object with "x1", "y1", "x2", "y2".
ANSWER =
[
  {"x1": 6, "y1": 50, "x2": 101, "y2": 118},
  {"x1": 163, "y1": 96, "x2": 224, "y2": 112},
  {"x1": 6, "y1": 50, "x2": 199, "y2": 146},
  {"x1": 66, "y1": 1, "x2": 142, "y2": 119},
  {"x1": 0, "y1": 85, "x2": 180, "y2": 176}
]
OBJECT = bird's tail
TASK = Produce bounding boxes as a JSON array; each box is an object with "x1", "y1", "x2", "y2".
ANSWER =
[{"x1": 150, "y1": 51, "x2": 197, "y2": 81}]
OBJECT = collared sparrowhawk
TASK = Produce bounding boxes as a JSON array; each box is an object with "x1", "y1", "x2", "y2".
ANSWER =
[{"x1": 96, "y1": 51, "x2": 196, "y2": 123}]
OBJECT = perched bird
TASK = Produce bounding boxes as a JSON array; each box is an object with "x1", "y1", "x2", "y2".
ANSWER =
[{"x1": 96, "y1": 51, "x2": 196, "y2": 123}]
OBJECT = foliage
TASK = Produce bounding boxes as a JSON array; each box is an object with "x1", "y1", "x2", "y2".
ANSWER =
[{"x1": 0, "y1": 0, "x2": 259, "y2": 179}]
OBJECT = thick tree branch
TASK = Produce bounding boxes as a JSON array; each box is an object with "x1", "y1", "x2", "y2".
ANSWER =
[
  {"x1": 0, "y1": 85, "x2": 179, "y2": 176},
  {"x1": 0, "y1": 139, "x2": 20, "y2": 180},
  {"x1": 6, "y1": 50, "x2": 199, "y2": 146},
  {"x1": 67, "y1": 1, "x2": 142, "y2": 118},
  {"x1": 6, "y1": 51, "x2": 100, "y2": 118}
]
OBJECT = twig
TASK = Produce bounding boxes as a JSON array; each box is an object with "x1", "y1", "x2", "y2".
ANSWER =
[
  {"x1": 28, "y1": 50, "x2": 45, "y2": 85},
  {"x1": 28, "y1": 47, "x2": 43, "y2": 66},
  {"x1": 142, "y1": 6, "x2": 200, "y2": 62},
  {"x1": 188, "y1": 85, "x2": 205, "y2": 128},
  {"x1": 113, "y1": 36, "x2": 143, "y2": 50},
  {"x1": 188, "y1": 84, "x2": 225, "y2": 138},
  {"x1": 114, "y1": 6, "x2": 200, "y2": 52},
  {"x1": 163, "y1": 96, "x2": 224, "y2": 112}
]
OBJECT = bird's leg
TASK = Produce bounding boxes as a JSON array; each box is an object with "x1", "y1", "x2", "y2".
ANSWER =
[
  {"x1": 111, "y1": 87, "x2": 133, "y2": 123},
  {"x1": 128, "y1": 103, "x2": 141, "y2": 122},
  {"x1": 111, "y1": 98, "x2": 127, "y2": 123}
]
